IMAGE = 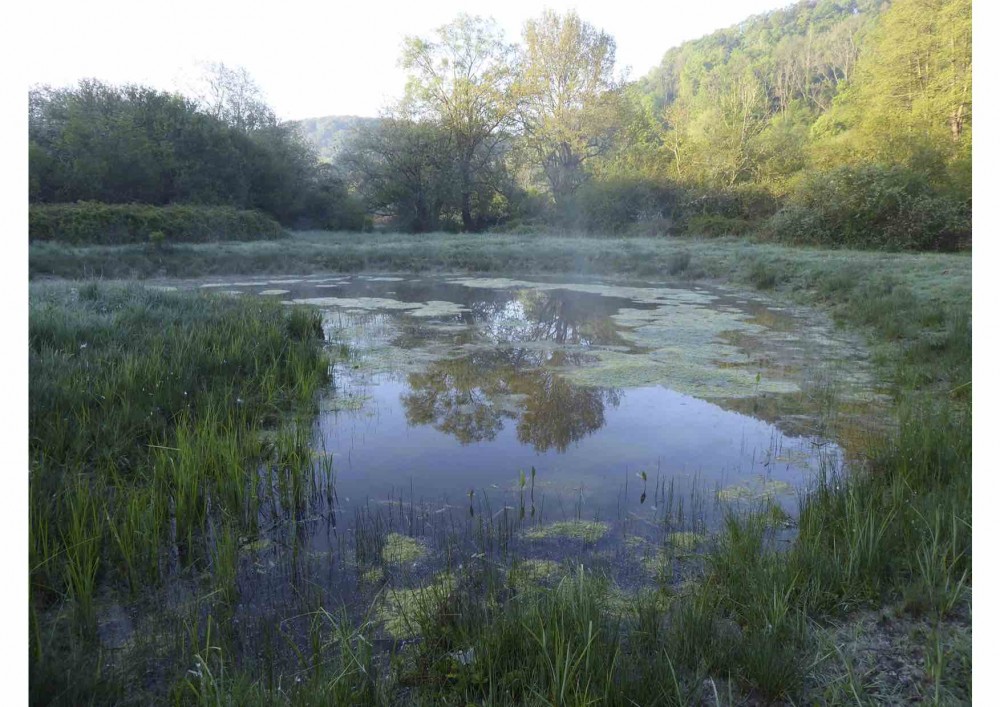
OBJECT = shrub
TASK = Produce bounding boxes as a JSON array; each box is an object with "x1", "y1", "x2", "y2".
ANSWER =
[
  {"x1": 566, "y1": 177, "x2": 685, "y2": 235},
  {"x1": 760, "y1": 165, "x2": 971, "y2": 251},
  {"x1": 679, "y1": 184, "x2": 778, "y2": 222},
  {"x1": 684, "y1": 214, "x2": 754, "y2": 237},
  {"x1": 29, "y1": 202, "x2": 286, "y2": 245}
]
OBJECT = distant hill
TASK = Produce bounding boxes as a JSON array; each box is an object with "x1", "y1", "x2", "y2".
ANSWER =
[{"x1": 286, "y1": 115, "x2": 380, "y2": 162}]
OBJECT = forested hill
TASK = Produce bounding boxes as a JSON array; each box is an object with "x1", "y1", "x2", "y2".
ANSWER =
[
  {"x1": 640, "y1": 0, "x2": 887, "y2": 112},
  {"x1": 286, "y1": 115, "x2": 380, "y2": 162}
]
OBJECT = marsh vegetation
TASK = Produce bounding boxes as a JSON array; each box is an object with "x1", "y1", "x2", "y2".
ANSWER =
[{"x1": 28, "y1": 243, "x2": 970, "y2": 703}]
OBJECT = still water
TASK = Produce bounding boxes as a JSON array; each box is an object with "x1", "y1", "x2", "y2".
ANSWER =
[{"x1": 158, "y1": 273, "x2": 880, "y2": 641}]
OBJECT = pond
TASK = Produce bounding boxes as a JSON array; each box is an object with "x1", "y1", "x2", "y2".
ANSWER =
[{"x1": 160, "y1": 273, "x2": 883, "y2": 647}]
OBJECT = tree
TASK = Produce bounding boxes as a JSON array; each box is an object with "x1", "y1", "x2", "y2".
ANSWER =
[
  {"x1": 518, "y1": 10, "x2": 622, "y2": 204},
  {"x1": 342, "y1": 117, "x2": 457, "y2": 232},
  {"x1": 28, "y1": 79, "x2": 365, "y2": 229},
  {"x1": 400, "y1": 15, "x2": 519, "y2": 231},
  {"x1": 186, "y1": 62, "x2": 277, "y2": 133},
  {"x1": 810, "y1": 0, "x2": 971, "y2": 187}
]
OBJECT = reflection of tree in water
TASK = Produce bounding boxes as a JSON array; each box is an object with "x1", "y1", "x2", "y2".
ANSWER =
[
  {"x1": 401, "y1": 349, "x2": 621, "y2": 452},
  {"x1": 471, "y1": 289, "x2": 632, "y2": 348}
]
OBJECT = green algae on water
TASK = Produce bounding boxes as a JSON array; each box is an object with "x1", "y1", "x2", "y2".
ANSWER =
[
  {"x1": 523, "y1": 520, "x2": 610, "y2": 543},
  {"x1": 603, "y1": 585, "x2": 672, "y2": 619},
  {"x1": 717, "y1": 478, "x2": 796, "y2": 502},
  {"x1": 381, "y1": 533, "x2": 428, "y2": 565},
  {"x1": 509, "y1": 559, "x2": 563, "y2": 590},
  {"x1": 377, "y1": 573, "x2": 454, "y2": 639},
  {"x1": 667, "y1": 531, "x2": 704, "y2": 551}
]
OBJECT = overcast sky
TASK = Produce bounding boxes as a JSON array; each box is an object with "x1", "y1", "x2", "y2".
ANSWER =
[{"x1": 25, "y1": 0, "x2": 791, "y2": 120}]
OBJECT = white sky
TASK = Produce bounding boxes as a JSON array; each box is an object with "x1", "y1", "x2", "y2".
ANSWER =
[{"x1": 22, "y1": 0, "x2": 791, "y2": 121}]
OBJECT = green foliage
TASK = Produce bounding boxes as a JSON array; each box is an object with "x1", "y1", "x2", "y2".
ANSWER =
[
  {"x1": 29, "y1": 284, "x2": 331, "y2": 702},
  {"x1": 519, "y1": 10, "x2": 623, "y2": 205},
  {"x1": 565, "y1": 177, "x2": 683, "y2": 234},
  {"x1": 400, "y1": 15, "x2": 520, "y2": 231},
  {"x1": 343, "y1": 118, "x2": 459, "y2": 233},
  {"x1": 761, "y1": 164, "x2": 971, "y2": 250},
  {"x1": 147, "y1": 230, "x2": 167, "y2": 248},
  {"x1": 810, "y1": 0, "x2": 971, "y2": 179},
  {"x1": 684, "y1": 214, "x2": 753, "y2": 237},
  {"x1": 29, "y1": 80, "x2": 366, "y2": 229},
  {"x1": 29, "y1": 202, "x2": 285, "y2": 245}
]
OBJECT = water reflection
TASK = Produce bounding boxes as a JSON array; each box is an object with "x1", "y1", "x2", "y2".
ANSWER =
[
  {"x1": 471, "y1": 288, "x2": 636, "y2": 348},
  {"x1": 401, "y1": 348, "x2": 622, "y2": 452}
]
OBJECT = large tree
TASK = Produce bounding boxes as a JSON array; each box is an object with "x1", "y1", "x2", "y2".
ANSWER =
[
  {"x1": 400, "y1": 15, "x2": 519, "y2": 231},
  {"x1": 342, "y1": 118, "x2": 457, "y2": 232},
  {"x1": 185, "y1": 61, "x2": 277, "y2": 133},
  {"x1": 518, "y1": 10, "x2": 623, "y2": 204}
]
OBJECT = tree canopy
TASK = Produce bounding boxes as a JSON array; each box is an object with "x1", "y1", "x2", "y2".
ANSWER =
[{"x1": 29, "y1": 0, "x2": 972, "y2": 249}]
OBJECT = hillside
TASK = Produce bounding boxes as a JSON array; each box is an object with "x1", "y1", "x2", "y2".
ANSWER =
[{"x1": 640, "y1": 0, "x2": 889, "y2": 111}]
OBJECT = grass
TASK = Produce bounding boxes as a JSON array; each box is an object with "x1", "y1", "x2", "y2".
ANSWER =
[
  {"x1": 28, "y1": 231, "x2": 971, "y2": 703},
  {"x1": 29, "y1": 283, "x2": 330, "y2": 703}
]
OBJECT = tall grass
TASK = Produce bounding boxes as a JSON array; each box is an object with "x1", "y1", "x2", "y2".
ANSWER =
[{"x1": 29, "y1": 283, "x2": 329, "y2": 704}]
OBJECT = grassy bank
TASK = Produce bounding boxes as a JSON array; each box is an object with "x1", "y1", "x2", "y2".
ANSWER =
[
  {"x1": 29, "y1": 230, "x2": 971, "y2": 283},
  {"x1": 29, "y1": 284, "x2": 329, "y2": 704},
  {"x1": 28, "y1": 235, "x2": 971, "y2": 703}
]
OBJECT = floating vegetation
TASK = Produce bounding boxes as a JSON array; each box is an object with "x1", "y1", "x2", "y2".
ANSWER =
[
  {"x1": 376, "y1": 573, "x2": 454, "y2": 639},
  {"x1": 717, "y1": 478, "x2": 796, "y2": 502},
  {"x1": 667, "y1": 531, "x2": 704, "y2": 551},
  {"x1": 509, "y1": 559, "x2": 563, "y2": 590},
  {"x1": 360, "y1": 566, "x2": 385, "y2": 584},
  {"x1": 288, "y1": 296, "x2": 469, "y2": 318},
  {"x1": 258, "y1": 289, "x2": 290, "y2": 295},
  {"x1": 602, "y1": 585, "x2": 672, "y2": 619},
  {"x1": 446, "y1": 276, "x2": 869, "y2": 401},
  {"x1": 405, "y1": 300, "x2": 470, "y2": 318},
  {"x1": 381, "y1": 533, "x2": 428, "y2": 565},
  {"x1": 523, "y1": 520, "x2": 610, "y2": 543},
  {"x1": 624, "y1": 535, "x2": 648, "y2": 551}
]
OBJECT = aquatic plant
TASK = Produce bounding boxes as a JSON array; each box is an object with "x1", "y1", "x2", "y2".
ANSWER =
[{"x1": 523, "y1": 520, "x2": 610, "y2": 543}]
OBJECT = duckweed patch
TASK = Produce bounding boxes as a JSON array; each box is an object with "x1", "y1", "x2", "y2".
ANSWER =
[
  {"x1": 667, "y1": 531, "x2": 705, "y2": 551},
  {"x1": 289, "y1": 296, "x2": 469, "y2": 318},
  {"x1": 717, "y1": 478, "x2": 796, "y2": 503},
  {"x1": 509, "y1": 559, "x2": 563, "y2": 589},
  {"x1": 381, "y1": 533, "x2": 428, "y2": 565},
  {"x1": 240, "y1": 538, "x2": 272, "y2": 553},
  {"x1": 523, "y1": 520, "x2": 610, "y2": 543},
  {"x1": 376, "y1": 573, "x2": 455, "y2": 639},
  {"x1": 602, "y1": 585, "x2": 672, "y2": 619}
]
